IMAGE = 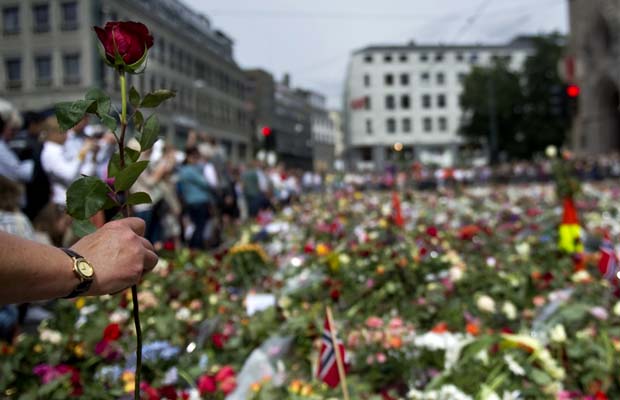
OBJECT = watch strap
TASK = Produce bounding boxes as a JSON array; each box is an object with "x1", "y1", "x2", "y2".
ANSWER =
[{"x1": 61, "y1": 248, "x2": 93, "y2": 299}]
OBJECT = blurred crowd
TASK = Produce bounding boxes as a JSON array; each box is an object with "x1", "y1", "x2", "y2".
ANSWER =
[{"x1": 2, "y1": 100, "x2": 620, "y2": 256}]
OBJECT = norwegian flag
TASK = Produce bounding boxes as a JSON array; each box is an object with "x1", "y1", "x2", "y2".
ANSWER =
[
  {"x1": 317, "y1": 315, "x2": 347, "y2": 388},
  {"x1": 599, "y1": 236, "x2": 619, "y2": 281},
  {"x1": 350, "y1": 96, "x2": 367, "y2": 110}
]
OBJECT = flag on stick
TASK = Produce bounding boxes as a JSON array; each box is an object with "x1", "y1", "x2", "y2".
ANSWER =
[
  {"x1": 318, "y1": 307, "x2": 349, "y2": 400},
  {"x1": 558, "y1": 197, "x2": 583, "y2": 254},
  {"x1": 599, "y1": 234, "x2": 619, "y2": 281},
  {"x1": 392, "y1": 191, "x2": 404, "y2": 228}
]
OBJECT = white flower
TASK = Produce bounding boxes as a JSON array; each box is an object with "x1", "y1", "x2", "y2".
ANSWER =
[
  {"x1": 571, "y1": 270, "x2": 591, "y2": 283},
  {"x1": 503, "y1": 354, "x2": 525, "y2": 376},
  {"x1": 109, "y1": 309, "x2": 130, "y2": 324},
  {"x1": 545, "y1": 145, "x2": 557, "y2": 158},
  {"x1": 449, "y1": 266, "x2": 464, "y2": 281},
  {"x1": 175, "y1": 307, "x2": 191, "y2": 321},
  {"x1": 550, "y1": 324, "x2": 567, "y2": 343},
  {"x1": 40, "y1": 329, "x2": 62, "y2": 344},
  {"x1": 187, "y1": 389, "x2": 201, "y2": 400},
  {"x1": 515, "y1": 243, "x2": 530, "y2": 257},
  {"x1": 613, "y1": 302, "x2": 620, "y2": 316},
  {"x1": 476, "y1": 295, "x2": 496, "y2": 313},
  {"x1": 502, "y1": 302, "x2": 517, "y2": 320}
]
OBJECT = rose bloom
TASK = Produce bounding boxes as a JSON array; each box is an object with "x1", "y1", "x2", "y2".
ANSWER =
[
  {"x1": 365, "y1": 316, "x2": 383, "y2": 329},
  {"x1": 94, "y1": 21, "x2": 153, "y2": 65}
]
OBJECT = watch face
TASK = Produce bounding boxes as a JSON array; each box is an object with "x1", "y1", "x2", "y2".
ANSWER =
[{"x1": 77, "y1": 260, "x2": 94, "y2": 278}]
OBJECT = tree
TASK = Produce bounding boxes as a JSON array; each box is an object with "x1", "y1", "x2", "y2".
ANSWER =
[
  {"x1": 520, "y1": 33, "x2": 569, "y2": 154},
  {"x1": 459, "y1": 60, "x2": 525, "y2": 161}
]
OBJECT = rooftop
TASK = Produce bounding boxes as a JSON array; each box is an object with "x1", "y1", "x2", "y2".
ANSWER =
[{"x1": 353, "y1": 36, "x2": 535, "y2": 55}]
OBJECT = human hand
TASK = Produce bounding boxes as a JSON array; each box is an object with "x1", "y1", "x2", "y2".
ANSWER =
[{"x1": 70, "y1": 217, "x2": 158, "y2": 296}]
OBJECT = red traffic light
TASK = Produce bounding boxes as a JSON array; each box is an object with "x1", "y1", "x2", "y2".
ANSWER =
[
  {"x1": 566, "y1": 84, "x2": 580, "y2": 98},
  {"x1": 261, "y1": 126, "x2": 272, "y2": 137}
]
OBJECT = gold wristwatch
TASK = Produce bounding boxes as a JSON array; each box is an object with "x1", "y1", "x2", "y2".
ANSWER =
[{"x1": 61, "y1": 248, "x2": 95, "y2": 298}]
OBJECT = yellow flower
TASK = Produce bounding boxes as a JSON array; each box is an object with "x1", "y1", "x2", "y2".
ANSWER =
[
  {"x1": 301, "y1": 384, "x2": 313, "y2": 396},
  {"x1": 289, "y1": 379, "x2": 302, "y2": 394},
  {"x1": 379, "y1": 219, "x2": 388, "y2": 228},
  {"x1": 316, "y1": 244, "x2": 330, "y2": 257},
  {"x1": 75, "y1": 298, "x2": 85, "y2": 310},
  {"x1": 250, "y1": 382, "x2": 262, "y2": 392},
  {"x1": 122, "y1": 371, "x2": 135, "y2": 393},
  {"x1": 33, "y1": 344, "x2": 42, "y2": 353},
  {"x1": 73, "y1": 343, "x2": 85, "y2": 358}
]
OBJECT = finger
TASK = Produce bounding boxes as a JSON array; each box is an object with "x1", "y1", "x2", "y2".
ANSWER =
[
  {"x1": 139, "y1": 236, "x2": 155, "y2": 253},
  {"x1": 143, "y1": 249, "x2": 159, "y2": 272},
  {"x1": 117, "y1": 217, "x2": 146, "y2": 236}
]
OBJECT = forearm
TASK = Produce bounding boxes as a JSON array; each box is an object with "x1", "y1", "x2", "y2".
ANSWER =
[{"x1": 0, "y1": 232, "x2": 76, "y2": 305}]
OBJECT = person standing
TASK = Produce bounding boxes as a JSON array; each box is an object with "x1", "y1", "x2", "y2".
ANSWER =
[{"x1": 178, "y1": 147, "x2": 213, "y2": 249}]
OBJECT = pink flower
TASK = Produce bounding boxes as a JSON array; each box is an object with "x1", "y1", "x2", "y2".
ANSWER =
[
  {"x1": 366, "y1": 279, "x2": 375, "y2": 289},
  {"x1": 366, "y1": 355, "x2": 374, "y2": 365},
  {"x1": 197, "y1": 375, "x2": 216, "y2": 394},
  {"x1": 388, "y1": 317, "x2": 404, "y2": 330},
  {"x1": 590, "y1": 306, "x2": 608, "y2": 321},
  {"x1": 376, "y1": 353, "x2": 387, "y2": 363},
  {"x1": 366, "y1": 316, "x2": 383, "y2": 329}
]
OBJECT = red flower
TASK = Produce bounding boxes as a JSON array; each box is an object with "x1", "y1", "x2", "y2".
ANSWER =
[
  {"x1": 94, "y1": 21, "x2": 153, "y2": 66},
  {"x1": 211, "y1": 333, "x2": 226, "y2": 349},
  {"x1": 103, "y1": 323, "x2": 121, "y2": 341},
  {"x1": 215, "y1": 365, "x2": 235, "y2": 383},
  {"x1": 330, "y1": 288, "x2": 341, "y2": 301},
  {"x1": 426, "y1": 226, "x2": 438, "y2": 237},
  {"x1": 140, "y1": 382, "x2": 160, "y2": 400},
  {"x1": 159, "y1": 385, "x2": 178, "y2": 400},
  {"x1": 219, "y1": 376, "x2": 237, "y2": 395},
  {"x1": 197, "y1": 375, "x2": 217, "y2": 394}
]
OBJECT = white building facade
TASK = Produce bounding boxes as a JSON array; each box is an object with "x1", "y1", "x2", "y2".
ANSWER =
[{"x1": 344, "y1": 38, "x2": 534, "y2": 170}]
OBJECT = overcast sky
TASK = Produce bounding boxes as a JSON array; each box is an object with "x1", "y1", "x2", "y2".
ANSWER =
[{"x1": 185, "y1": 0, "x2": 568, "y2": 108}]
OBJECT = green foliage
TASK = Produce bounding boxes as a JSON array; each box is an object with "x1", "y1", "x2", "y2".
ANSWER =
[
  {"x1": 127, "y1": 192, "x2": 152, "y2": 206},
  {"x1": 140, "y1": 90, "x2": 176, "y2": 108},
  {"x1": 55, "y1": 100, "x2": 96, "y2": 132},
  {"x1": 129, "y1": 86, "x2": 141, "y2": 109},
  {"x1": 72, "y1": 218, "x2": 98, "y2": 238},
  {"x1": 65, "y1": 176, "x2": 110, "y2": 220},
  {"x1": 114, "y1": 160, "x2": 149, "y2": 191},
  {"x1": 139, "y1": 115, "x2": 160, "y2": 151}
]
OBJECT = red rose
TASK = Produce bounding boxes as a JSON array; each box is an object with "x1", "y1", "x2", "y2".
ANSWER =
[
  {"x1": 197, "y1": 375, "x2": 217, "y2": 394},
  {"x1": 211, "y1": 333, "x2": 226, "y2": 349},
  {"x1": 94, "y1": 21, "x2": 153, "y2": 66},
  {"x1": 158, "y1": 385, "x2": 178, "y2": 400},
  {"x1": 426, "y1": 226, "x2": 438, "y2": 237},
  {"x1": 103, "y1": 323, "x2": 121, "y2": 341},
  {"x1": 219, "y1": 376, "x2": 237, "y2": 395},
  {"x1": 215, "y1": 366, "x2": 235, "y2": 383}
]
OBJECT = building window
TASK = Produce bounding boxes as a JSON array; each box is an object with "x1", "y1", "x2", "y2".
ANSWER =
[
  {"x1": 402, "y1": 117, "x2": 411, "y2": 133},
  {"x1": 503, "y1": 55, "x2": 512, "y2": 63},
  {"x1": 365, "y1": 96, "x2": 371, "y2": 110},
  {"x1": 399, "y1": 53, "x2": 408, "y2": 62},
  {"x1": 63, "y1": 53, "x2": 80, "y2": 84},
  {"x1": 386, "y1": 118, "x2": 396, "y2": 133},
  {"x1": 400, "y1": 73, "x2": 409, "y2": 86},
  {"x1": 437, "y1": 94, "x2": 446, "y2": 108},
  {"x1": 5, "y1": 57, "x2": 21, "y2": 89},
  {"x1": 35, "y1": 55, "x2": 52, "y2": 85},
  {"x1": 401, "y1": 94, "x2": 410, "y2": 109},
  {"x1": 470, "y1": 53, "x2": 479, "y2": 64},
  {"x1": 384, "y1": 73, "x2": 393, "y2": 86},
  {"x1": 384, "y1": 54, "x2": 392, "y2": 62},
  {"x1": 363, "y1": 74, "x2": 370, "y2": 87},
  {"x1": 423, "y1": 117, "x2": 432, "y2": 132},
  {"x1": 361, "y1": 147, "x2": 372, "y2": 161},
  {"x1": 438, "y1": 116, "x2": 448, "y2": 131},
  {"x1": 435, "y1": 52, "x2": 444, "y2": 61},
  {"x1": 169, "y1": 43, "x2": 176, "y2": 69},
  {"x1": 456, "y1": 52, "x2": 464, "y2": 62},
  {"x1": 364, "y1": 54, "x2": 373, "y2": 63},
  {"x1": 366, "y1": 119, "x2": 373, "y2": 135},
  {"x1": 421, "y1": 72, "x2": 430, "y2": 84},
  {"x1": 61, "y1": 1, "x2": 78, "y2": 31},
  {"x1": 422, "y1": 94, "x2": 431, "y2": 109},
  {"x1": 159, "y1": 37, "x2": 166, "y2": 63},
  {"x1": 385, "y1": 95, "x2": 395, "y2": 110},
  {"x1": 458, "y1": 72, "x2": 467, "y2": 83},
  {"x1": 436, "y1": 72, "x2": 445, "y2": 85},
  {"x1": 420, "y1": 53, "x2": 428, "y2": 62},
  {"x1": 32, "y1": 4, "x2": 50, "y2": 33},
  {"x1": 3, "y1": 6, "x2": 19, "y2": 34}
]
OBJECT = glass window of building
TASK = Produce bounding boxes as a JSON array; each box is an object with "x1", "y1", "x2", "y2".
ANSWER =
[
  {"x1": 400, "y1": 73, "x2": 409, "y2": 86},
  {"x1": 32, "y1": 4, "x2": 50, "y2": 33},
  {"x1": 421, "y1": 72, "x2": 430, "y2": 84},
  {"x1": 5, "y1": 57, "x2": 21, "y2": 88},
  {"x1": 399, "y1": 53, "x2": 408, "y2": 62},
  {"x1": 366, "y1": 119, "x2": 373, "y2": 134},
  {"x1": 365, "y1": 96, "x2": 371, "y2": 110},
  {"x1": 384, "y1": 54, "x2": 392, "y2": 62},
  {"x1": 436, "y1": 72, "x2": 445, "y2": 85},
  {"x1": 401, "y1": 94, "x2": 410, "y2": 109},
  {"x1": 402, "y1": 117, "x2": 411, "y2": 133},
  {"x1": 384, "y1": 73, "x2": 393, "y2": 86},
  {"x1": 437, "y1": 94, "x2": 446, "y2": 108},
  {"x1": 438, "y1": 116, "x2": 448, "y2": 131},
  {"x1": 61, "y1": 1, "x2": 78, "y2": 31},
  {"x1": 364, "y1": 54, "x2": 373, "y2": 63},
  {"x1": 363, "y1": 74, "x2": 370, "y2": 87},
  {"x1": 63, "y1": 53, "x2": 80, "y2": 84},
  {"x1": 422, "y1": 94, "x2": 431, "y2": 109},
  {"x1": 423, "y1": 117, "x2": 432, "y2": 132},
  {"x1": 3, "y1": 6, "x2": 19, "y2": 34},
  {"x1": 385, "y1": 95, "x2": 395, "y2": 110},
  {"x1": 435, "y1": 52, "x2": 444, "y2": 61},
  {"x1": 458, "y1": 72, "x2": 467, "y2": 83},
  {"x1": 386, "y1": 118, "x2": 396, "y2": 133},
  {"x1": 35, "y1": 55, "x2": 52, "y2": 84},
  {"x1": 420, "y1": 53, "x2": 428, "y2": 62},
  {"x1": 456, "y1": 52, "x2": 464, "y2": 61},
  {"x1": 470, "y1": 53, "x2": 479, "y2": 64}
]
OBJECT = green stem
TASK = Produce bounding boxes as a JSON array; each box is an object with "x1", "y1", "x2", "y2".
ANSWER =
[{"x1": 118, "y1": 68, "x2": 141, "y2": 400}]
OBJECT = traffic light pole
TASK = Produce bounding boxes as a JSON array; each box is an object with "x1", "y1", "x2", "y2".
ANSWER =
[{"x1": 487, "y1": 75, "x2": 499, "y2": 165}]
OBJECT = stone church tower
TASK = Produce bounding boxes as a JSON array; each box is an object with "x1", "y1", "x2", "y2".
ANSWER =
[{"x1": 568, "y1": 0, "x2": 620, "y2": 154}]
